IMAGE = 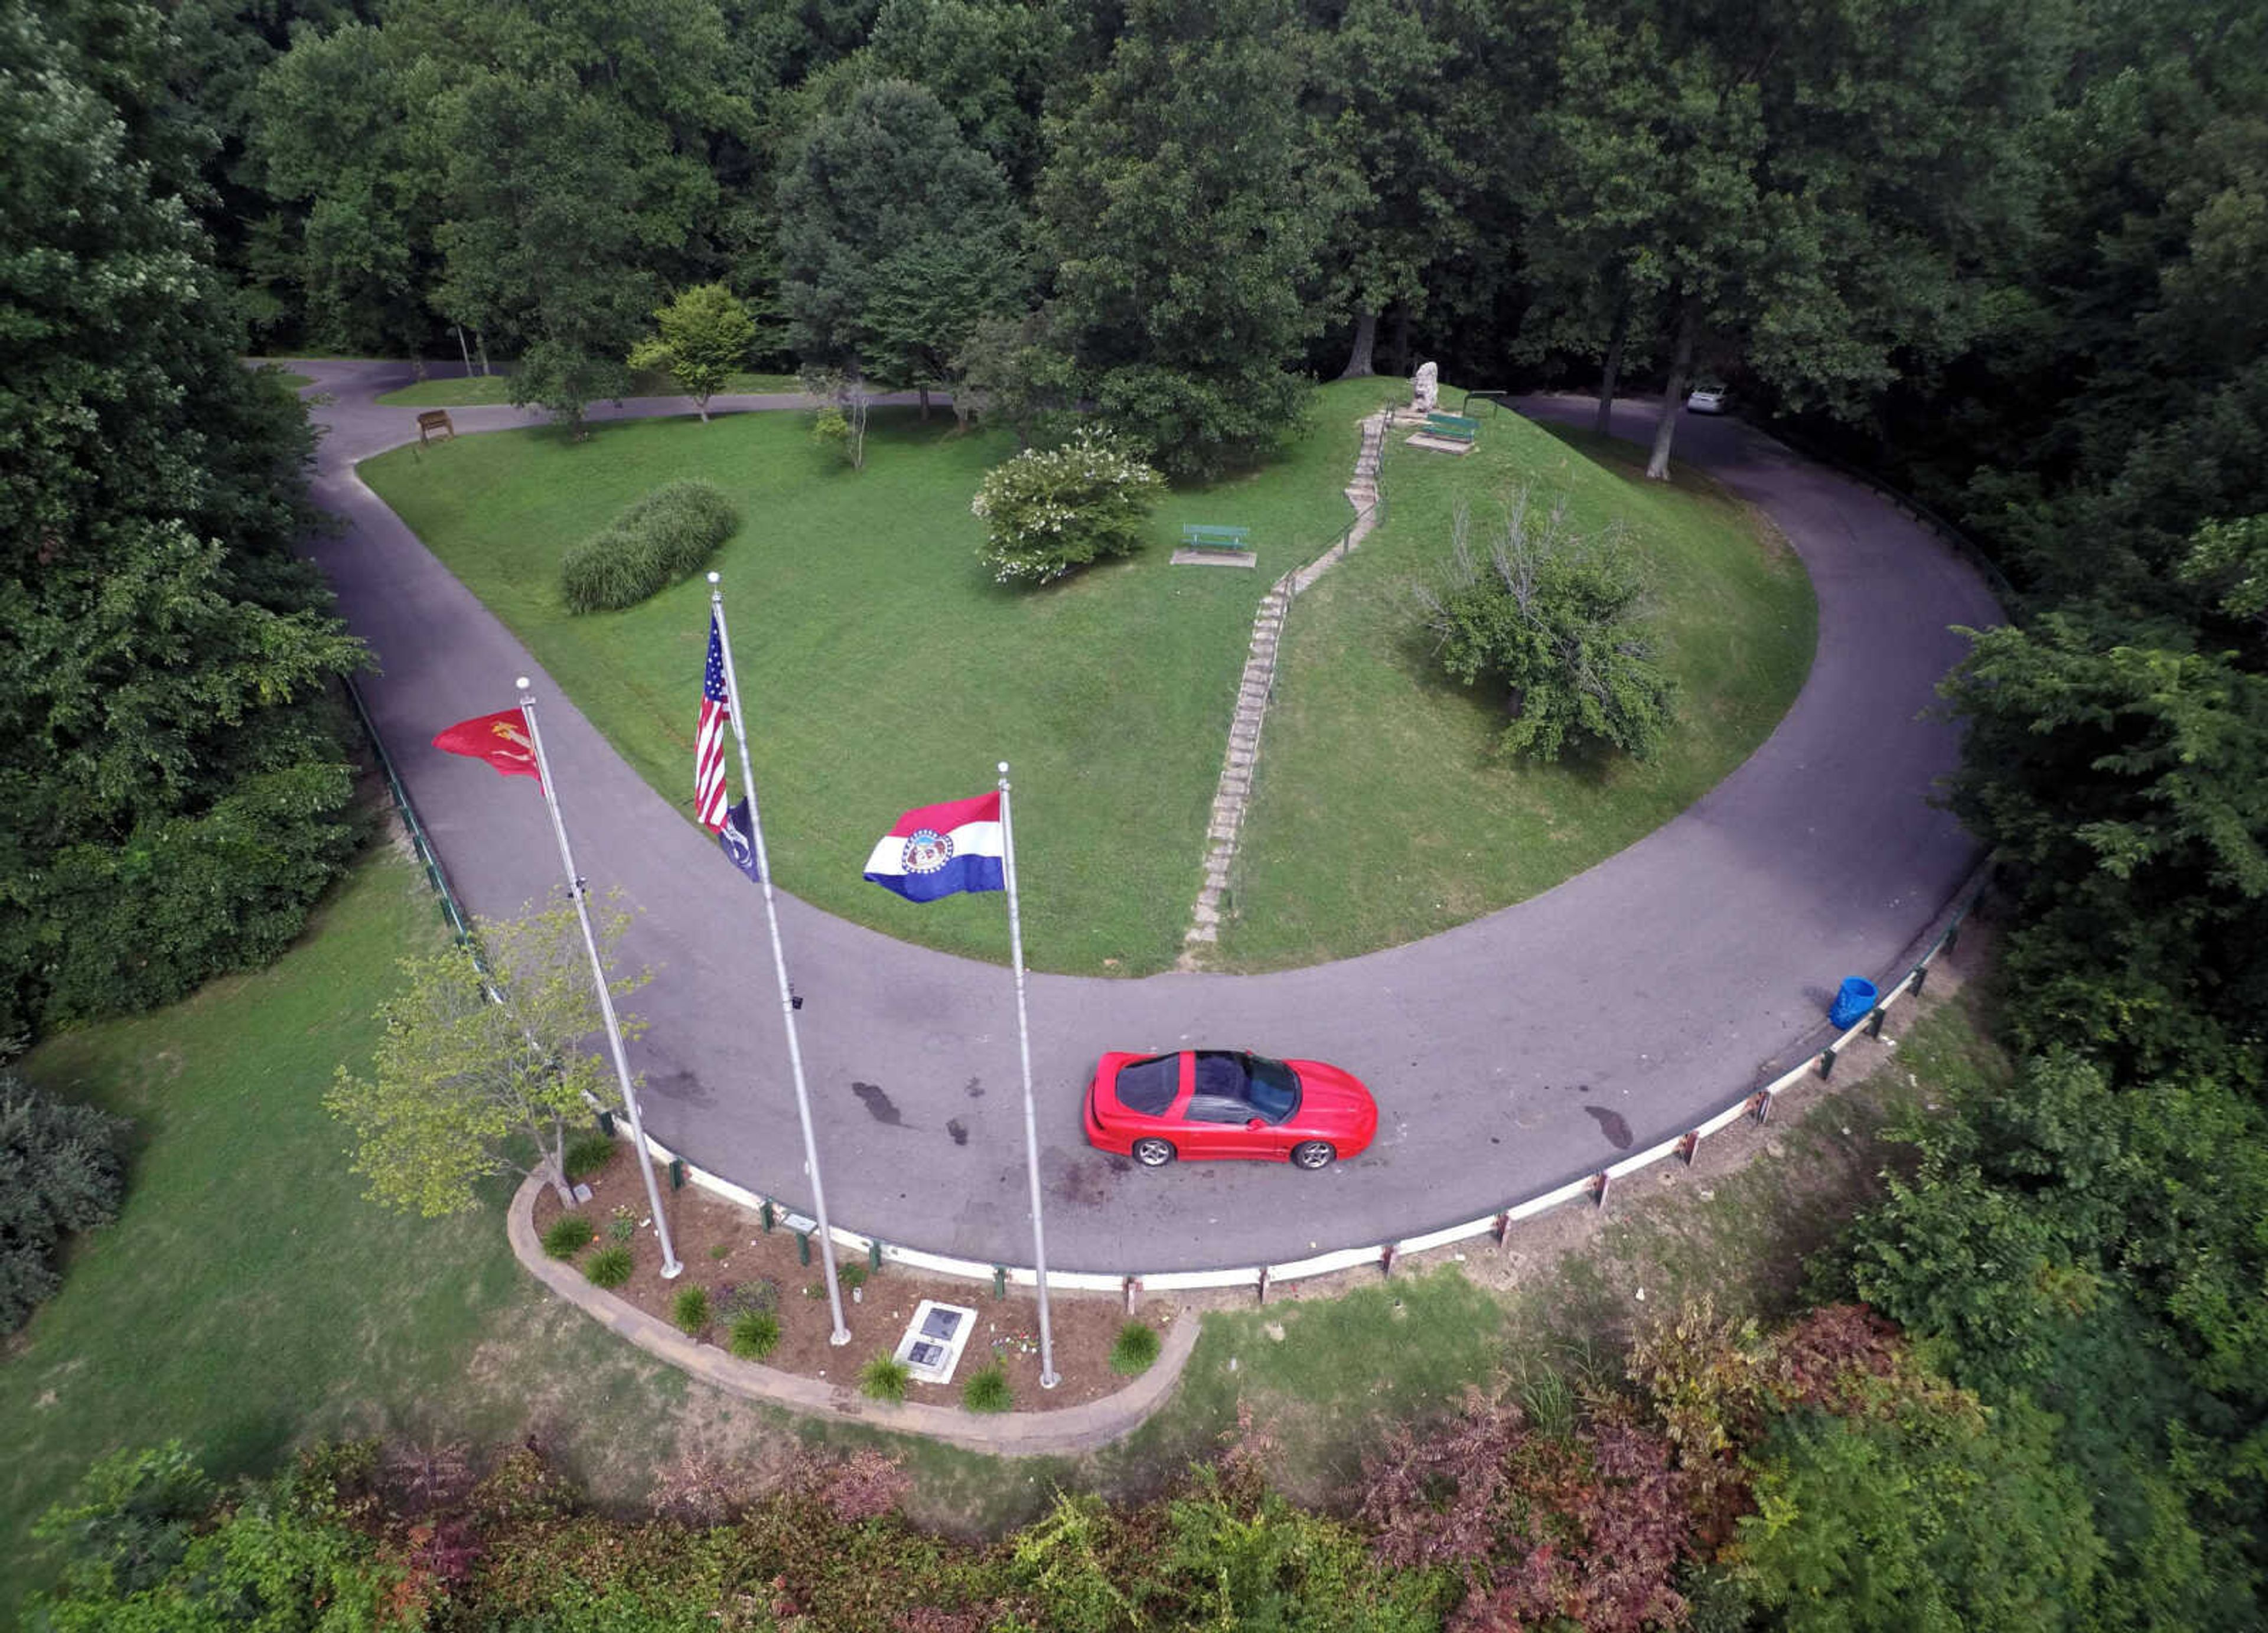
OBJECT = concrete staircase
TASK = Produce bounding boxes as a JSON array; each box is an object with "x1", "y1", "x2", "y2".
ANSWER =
[{"x1": 1177, "y1": 409, "x2": 1390, "y2": 967}]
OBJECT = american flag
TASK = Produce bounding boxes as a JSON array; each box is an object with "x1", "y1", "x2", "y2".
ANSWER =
[{"x1": 695, "y1": 612, "x2": 732, "y2": 829}]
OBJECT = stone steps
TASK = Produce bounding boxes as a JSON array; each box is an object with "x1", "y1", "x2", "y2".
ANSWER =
[{"x1": 1175, "y1": 408, "x2": 1393, "y2": 970}]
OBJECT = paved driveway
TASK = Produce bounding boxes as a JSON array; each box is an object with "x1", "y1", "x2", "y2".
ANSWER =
[{"x1": 295, "y1": 364, "x2": 1997, "y2": 1272}]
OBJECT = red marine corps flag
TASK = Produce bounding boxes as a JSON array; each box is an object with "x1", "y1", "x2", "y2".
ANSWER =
[{"x1": 432, "y1": 707, "x2": 542, "y2": 783}]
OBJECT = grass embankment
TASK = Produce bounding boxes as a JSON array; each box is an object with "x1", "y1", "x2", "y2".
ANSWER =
[
  {"x1": 2, "y1": 832, "x2": 1982, "y2": 1619},
  {"x1": 376, "y1": 369, "x2": 806, "y2": 408},
  {"x1": 362, "y1": 382, "x2": 1396, "y2": 975},
  {"x1": 1218, "y1": 406, "x2": 1817, "y2": 968},
  {"x1": 363, "y1": 380, "x2": 1807, "y2": 974}
]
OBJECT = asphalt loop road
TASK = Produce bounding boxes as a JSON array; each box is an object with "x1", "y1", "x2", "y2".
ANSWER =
[{"x1": 295, "y1": 363, "x2": 1999, "y2": 1273}]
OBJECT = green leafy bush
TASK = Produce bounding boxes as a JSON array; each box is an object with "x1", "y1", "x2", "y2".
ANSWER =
[
  {"x1": 562, "y1": 1129, "x2": 615, "y2": 1181},
  {"x1": 971, "y1": 430, "x2": 1165, "y2": 585},
  {"x1": 1109, "y1": 1320, "x2": 1161, "y2": 1376},
  {"x1": 859, "y1": 1354, "x2": 911, "y2": 1403},
  {"x1": 672, "y1": 1285, "x2": 710, "y2": 1335},
  {"x1": 539, "y1": 1214, "x2": 595, "y2": 1259},
  {"x1": 559, "y1": 481, "x2": 739, "y2": 612},
  {"x1": 585, "y1": 1247, "x2": 633, "y2": 1289},
  {"x1": 838, "y1": 1259, "x2": 868, "y2": 1293},
  {"x1": 1417, "y1": 493, "x2": 1674, "y2": 763},
  {"x1": 729, "y1": 1311, "x2": 781, "y2": 1361},
  {"x1": 607, "y1": 1206, "x2": 637, "y2": 1244},
  {"x1": 1, "y1": 1074, "x2": 130, "y2": 1333},
  {"x1": 962, "y1": 1363, "x2": 1013, "y2": 1413}
]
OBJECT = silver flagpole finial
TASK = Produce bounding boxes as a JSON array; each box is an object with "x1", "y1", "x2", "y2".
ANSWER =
[
  {"x1": 707, "y1": 571, "x2": 721, "y2": 585},
  {"x1": 516, "y1": 676, "x2": 531, "y2": 692}
]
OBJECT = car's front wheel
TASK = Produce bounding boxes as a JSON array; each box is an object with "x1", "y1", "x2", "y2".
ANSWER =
[
  {"x1": 1290, "y1": 1140, "x2": 1336, "y2": 1171},
  {"x1": 1132, "y1": 1137, "x2": 1177, "y2": 1168}
]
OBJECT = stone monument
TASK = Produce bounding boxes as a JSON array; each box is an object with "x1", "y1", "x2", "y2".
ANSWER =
[{"x1": 1410, "y1": 360, "x2": 1439, "y2": 415}]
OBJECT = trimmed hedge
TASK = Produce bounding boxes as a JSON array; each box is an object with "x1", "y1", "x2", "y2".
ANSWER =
[{"x1": 560, "y1": 481, "x2": 739, "y2": 613}]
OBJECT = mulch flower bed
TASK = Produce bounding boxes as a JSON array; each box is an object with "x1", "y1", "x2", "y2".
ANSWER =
[{"x1": 530, "y1": 1145, "x2": 1165, "y2": 1412}]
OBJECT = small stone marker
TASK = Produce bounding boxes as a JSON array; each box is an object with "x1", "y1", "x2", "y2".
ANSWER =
[
  {"x1": 571, "y1": 1182, "x2": 594, "y2": 1204},
  {"x1": 1410, "y1": 360, "x2": 1439, "y2": 415},
  {"x1": 894, "y1": 1299, "x2": 980, "y2": 1385}
]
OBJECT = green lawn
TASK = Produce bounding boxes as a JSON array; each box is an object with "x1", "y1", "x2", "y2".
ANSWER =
[
  {"x1": 376, "y1": 369, "x2": 806, "y2": 408},
  {"x1": 1216, "y1": 409, "x2": 1817, "y2": 967},
  {"x1": 362, "y1": 383, "x2": 1398, "y2": 975}
]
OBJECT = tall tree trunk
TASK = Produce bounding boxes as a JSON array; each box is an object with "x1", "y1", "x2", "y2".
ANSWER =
[
  {"x1": 1339, "y1": 309, "x2": 1379, "y2": 379},
  {"x1": 1390, "y1": 303, "x2": 1412, "y2": 377},
  {"x1": 1595, "y1": 297, "x2": 1630, "y2": 438},
  {"x1": 455, "y1": 323, "x2": 473, "y2": 376},
  {"x1": 917, "y1": 384, "x2": 931, "y2": 421},
  {"x1": 696, "y1": 393, "x2": 711, "y2": 425},
  {"x1": 1647, "y1": 302, "x2": 1698, "y2": 481},
  {"x1": 475, "y1": 332, "x2": 491, "y2": 377}
]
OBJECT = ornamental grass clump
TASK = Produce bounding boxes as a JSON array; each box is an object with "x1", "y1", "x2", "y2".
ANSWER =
[
  {"x1": 971, "y1": 430, "x2": 1164, "y2": 585},
  {"x1": 672, "y1": 1285, "x2": 711, "y2": 1335},
  {"x1": 539, "y1": 1214, "x2": 595, "y2": 1259},
  {"x1": 962, "y1": 1363, "x2": 1013, "y2": 1414},
  {"x1": 560, "y1": 480, "x2": 739, "y2": 612},
  {"x1": 585, "y1": 1246, "x2": 633, "y2": 1289},
  {"x1": 562, "y1": 1129, "x2": 614, "y2": 1180},
  {"x1": 729, "y1": 1311, "x2": 781, "y2": 1361},
  {"x1": 1110, "y1": 1319, "x2": 1161, "y2": 1376},
  {"x1": 859, "y1": 1354, "x2": 911, "y2": 1404}
]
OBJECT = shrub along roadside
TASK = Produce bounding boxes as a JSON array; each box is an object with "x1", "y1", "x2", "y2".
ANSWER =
[
  {"x1": 27, "y1": 1303, "x2": 2102, "y2": 1633},
  {"x1": 559, "y1": 481, "x2": 739, "y2": 613}
]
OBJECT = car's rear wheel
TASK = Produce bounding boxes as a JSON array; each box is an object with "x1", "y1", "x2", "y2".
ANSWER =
[
  {"x1": 1132, "y1": 1137, "x2": 1176, "y2": 1168},
  {"x1": 1291, "y1": 1140, "x2": 1336, "y2": 1171}
]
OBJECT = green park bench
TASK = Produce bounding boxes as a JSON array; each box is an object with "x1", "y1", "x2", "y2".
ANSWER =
[
  {"x1": 1424, "y1": 412, "x2": 1480, "y2": 444},
  {"x1": 1182, "y1": 523, "x2": 1252, "y2": 555}
]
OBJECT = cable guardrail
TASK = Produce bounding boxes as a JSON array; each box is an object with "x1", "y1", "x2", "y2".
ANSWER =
[
  {"x1": 347, "y1": 676, "x2": 475, "y2": 948},
  {"x1": 1760, "y1": 421, "x2": 2023, "y2": 620}
]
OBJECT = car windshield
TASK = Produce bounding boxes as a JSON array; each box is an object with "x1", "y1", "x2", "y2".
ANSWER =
[
  {"x1": 1114, "y1": 1054, "x2": 1178, "y2": 1116},
  {"x1": 1244, "y1": 1055, "x2": 1301, "y2": 1123}
]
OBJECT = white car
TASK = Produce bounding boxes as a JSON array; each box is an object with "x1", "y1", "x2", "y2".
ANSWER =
[{"x1": 1685, "y1": 385, "x2": 1729, "y2": 414}]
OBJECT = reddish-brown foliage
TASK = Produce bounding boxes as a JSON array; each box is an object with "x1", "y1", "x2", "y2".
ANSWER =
[
  {"x1": 1360, "y1": 1388, "x2": 1521, "y2": 1569},
  {"x1": 1363, "y1": 1391, "x2": 1694, "y2": 1632},
  {"x1": 1763, "y1": 1303, "x2": 1907, "y2": 1414}
]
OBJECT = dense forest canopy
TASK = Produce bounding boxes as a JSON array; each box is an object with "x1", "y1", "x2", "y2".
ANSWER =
[{"x1": 6, "y1": 0, "x2": 2266, "y2": 1622}]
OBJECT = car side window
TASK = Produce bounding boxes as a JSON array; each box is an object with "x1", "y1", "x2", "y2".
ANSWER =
[{"x1": 1185, "y1": 1094, "x2": 1253, "y2": 1124}]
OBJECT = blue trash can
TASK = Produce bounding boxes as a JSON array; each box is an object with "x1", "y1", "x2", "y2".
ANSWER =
[{"x1": 1829, "y1": 977, "x2": 1878, "y2": 1030}]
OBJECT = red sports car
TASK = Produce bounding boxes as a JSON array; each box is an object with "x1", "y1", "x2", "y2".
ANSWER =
[{"x1": 1083, "y1": 1050, "x2": 1378, "y2": 1170}]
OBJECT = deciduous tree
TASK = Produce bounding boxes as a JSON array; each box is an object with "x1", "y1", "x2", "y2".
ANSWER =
[
  {"x1": 1, "y1": 0, "x2": 366, "y2": 1038},
  {"x1": 1034, "y1": 0, "x2": 1328, "y2": 481},
  {"x1": 1417, "y1": 493, "x2": 1675, "y2": 762},
  {"x1": 629, "y1": 283, "x2": 758, "y2": 422},
  {"x1": 327, "y1": 894, "x2": 649, "y2": 1215}
]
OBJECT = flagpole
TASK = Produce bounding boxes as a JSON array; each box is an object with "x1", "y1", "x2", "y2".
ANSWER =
[
  {"x1": 517, "y1": 679, "x2": 683, "y2": 1279},
  {"x1": 707, "y1": 578, "x2": 852, "y2": 1347},
  {"x1": 996, "y1": 761, "x2": 1060, "y2": 1389}
]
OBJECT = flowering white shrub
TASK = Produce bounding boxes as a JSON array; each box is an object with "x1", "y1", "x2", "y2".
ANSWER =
[{"x1": 970, "y1": 431, "x2": 1166, "y2": 585}]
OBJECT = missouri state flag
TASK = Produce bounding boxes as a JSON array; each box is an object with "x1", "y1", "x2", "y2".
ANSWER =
[{"x1": 863, "y1": 792, "x2": 1005, "y2": 902}]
